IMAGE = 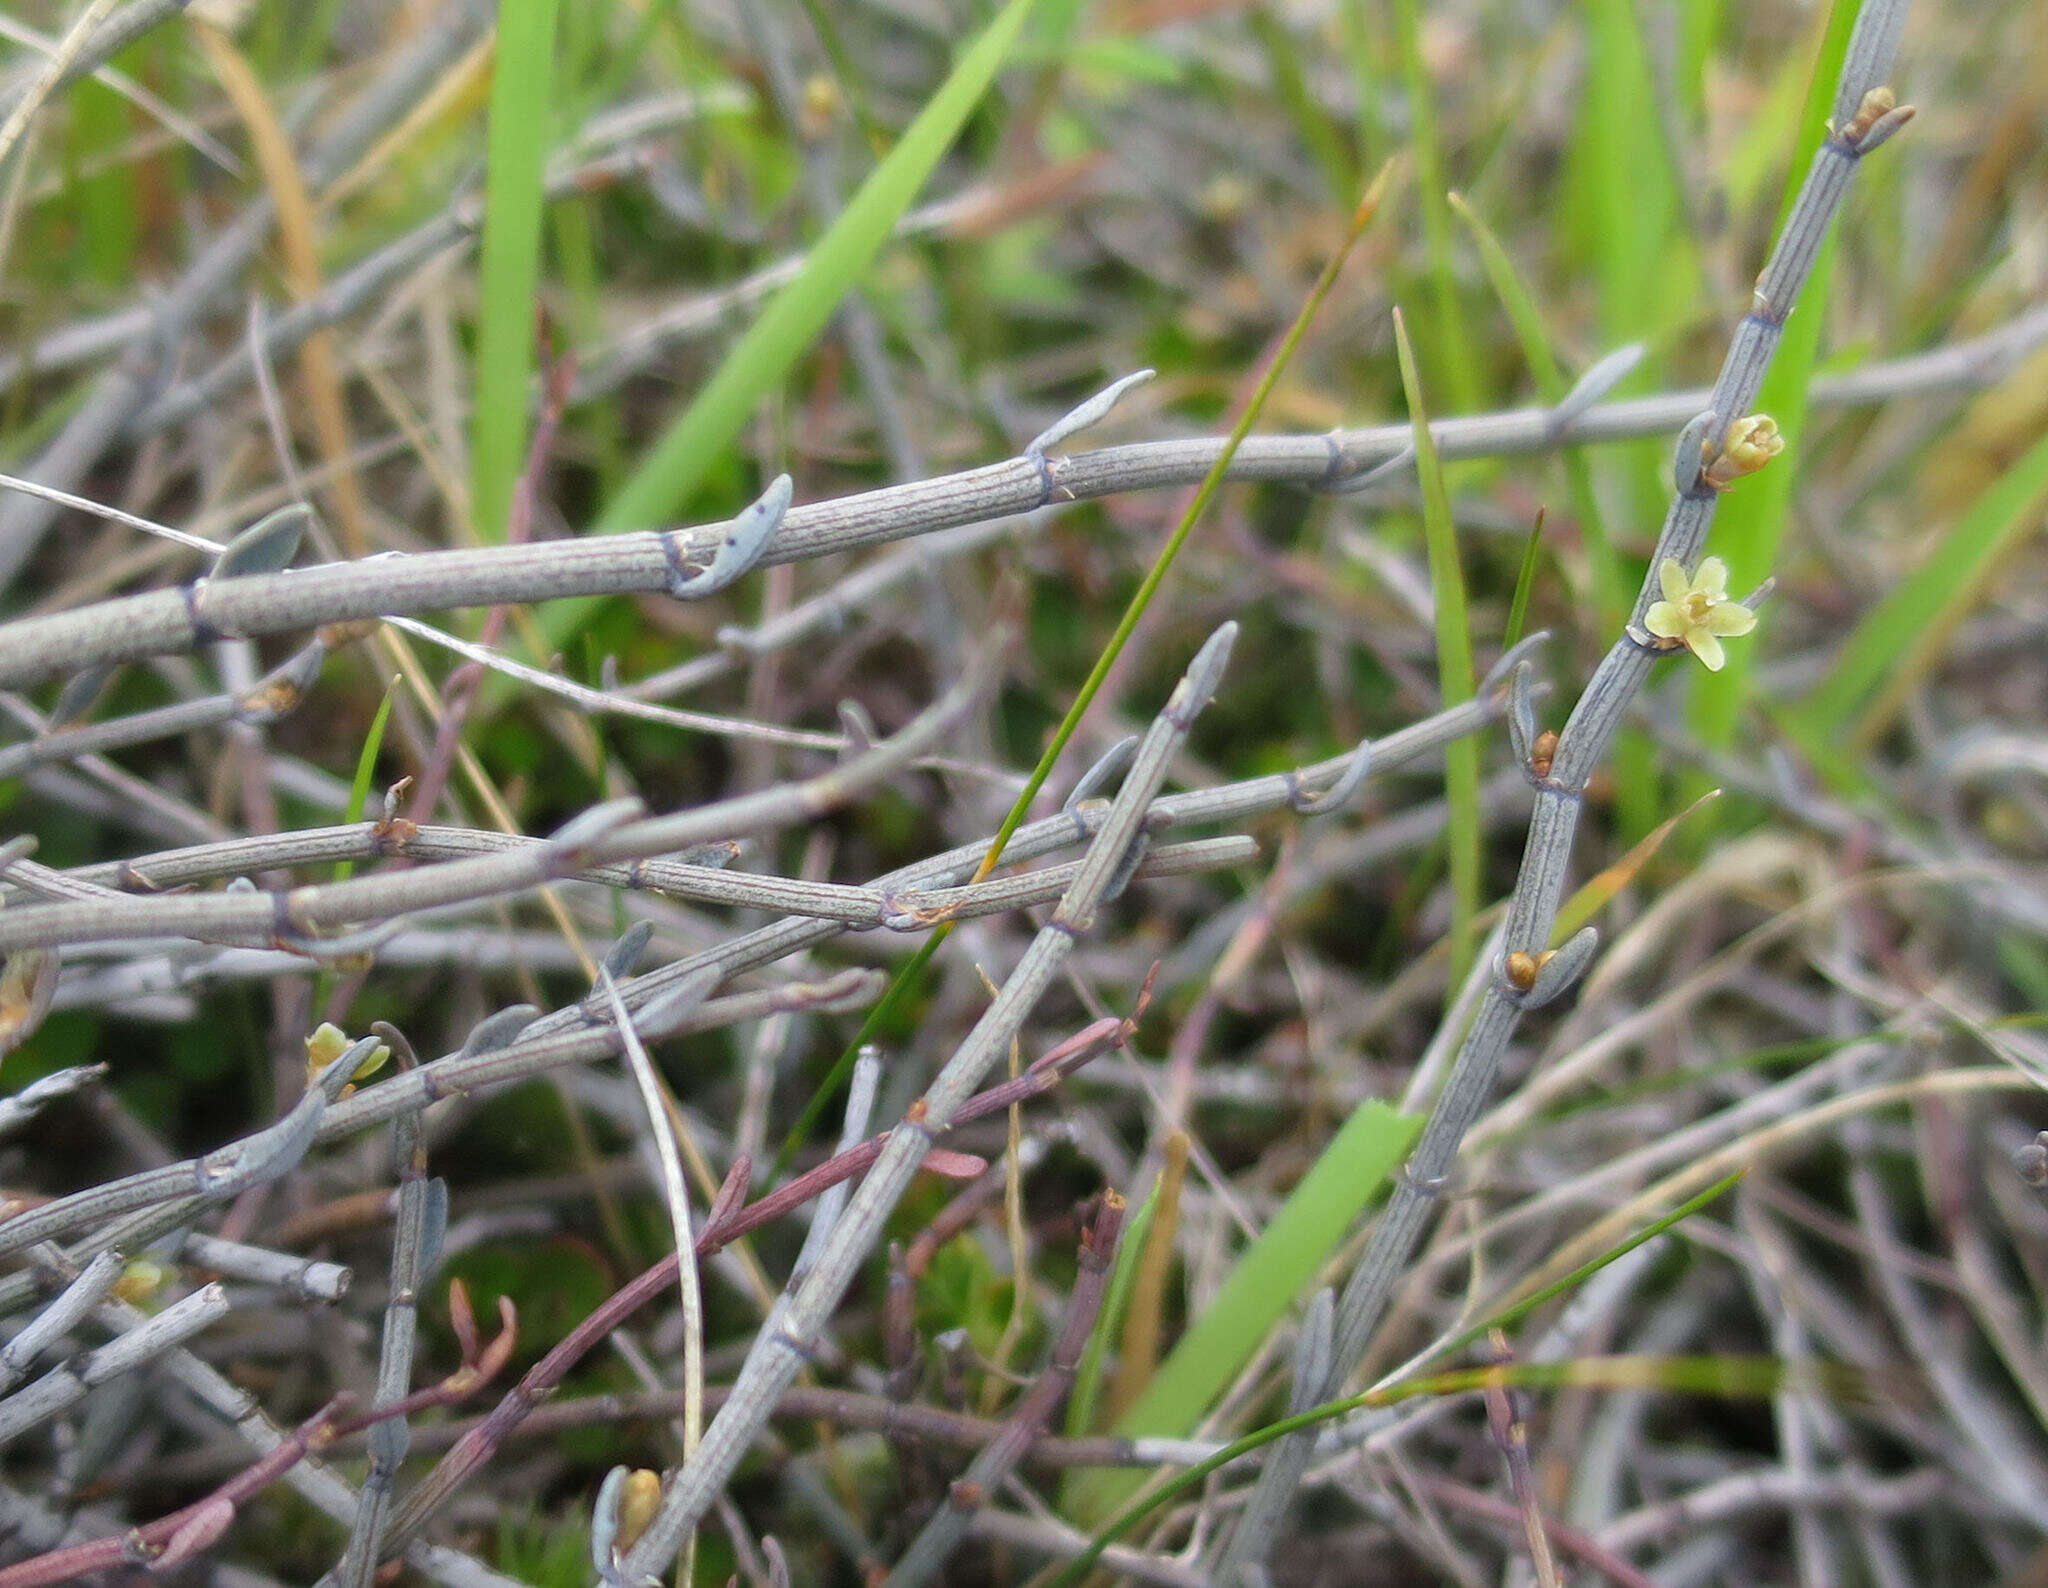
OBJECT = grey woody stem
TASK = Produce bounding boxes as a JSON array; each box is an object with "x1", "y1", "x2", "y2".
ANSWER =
[
  {"x1": 7, "y1": 293, "x2": 2045, "y2": 691},
  {"x1": 615, "y1": 621, "x2": 1239, "y2": 1582},
  {"x1": 1308, "y1": 0, "x2": 1914, "y2": 1456}
]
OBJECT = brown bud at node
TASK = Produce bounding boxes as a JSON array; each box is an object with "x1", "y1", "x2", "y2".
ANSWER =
[
  {"x1": 1506, "y1": 951, "x2": 1539, "y2": 991},
  {"x1": 316, "y1": 619, "x2": 379, "y2": 649},
  {"x1": 1530, "y1": 730, "x2": 1558, "y2": 779},
  {"x1": 614, "y1": 1469, "x2": 663, "y2": 1554},
  {"x1": 1838, "y1": 86, "x2": 1896, "y2": 144},
  {"x1": 238, "y1": 679, "x2": 300, "y2": 717}
]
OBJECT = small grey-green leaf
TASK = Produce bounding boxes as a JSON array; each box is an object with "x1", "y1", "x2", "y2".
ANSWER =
[
  {"x1": 458, "y1": 1004, "x2": 541, "y2": 1059},
  {"x1": 50, "y1": 665, "x2": 117, "y2": 727},
  {"x1": 211, "y1": 503, "x2": 314, "y2": 582},
  {"x1": 602, "y1": 921, "x2": 655, "y2": 981}
]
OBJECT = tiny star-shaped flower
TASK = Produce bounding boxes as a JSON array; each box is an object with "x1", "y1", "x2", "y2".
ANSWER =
[{"x1": 1644, "y1": 556, "x2": 1757, "y2": 671}]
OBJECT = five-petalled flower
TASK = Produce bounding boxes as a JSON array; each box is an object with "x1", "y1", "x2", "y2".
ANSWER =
[{"x1": 1644, "y1": 557, "x2": 1756, "y2": 671}]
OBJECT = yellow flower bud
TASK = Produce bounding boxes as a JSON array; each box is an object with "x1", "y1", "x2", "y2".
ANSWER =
[
  {"x1": 115, "y1": 1260, "x2": 166, "y2": 1304},
  {"x1": 799, "y1": 75, "x2": 840, "y2": 141},
  {"x1": 613, "y1": 1469, "x2": 663, "y2": 1554},
  {"x1": 305, "y1": 1023, "x2": 389, "y2": 1092},
  {"x1": 1701, "y1": 415, "x2": 1783, "y2": 490}
]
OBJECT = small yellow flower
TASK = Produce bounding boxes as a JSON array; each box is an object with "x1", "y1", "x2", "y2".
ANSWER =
[
  {"x1": 1701, "y1": 415, "x2": 1783, "y2": 490},
  {"x1": 1644, "y1": 557, "x2": 1757, "y2": 671},
  {"x1": 305, "y1": 1022, "x2": 389, "y2": 1094}
]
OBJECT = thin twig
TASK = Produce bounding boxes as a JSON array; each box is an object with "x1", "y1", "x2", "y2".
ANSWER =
[
  {"x1": 1308, "y1": 0, "x2": 1915, "y2": 1429},
  {"x1": 883, "y1": 1191, "x2": 1127, "y2": 1587},
  {"x1": 618, "y1": 620, "x2": 1239, "y2": 1581}
]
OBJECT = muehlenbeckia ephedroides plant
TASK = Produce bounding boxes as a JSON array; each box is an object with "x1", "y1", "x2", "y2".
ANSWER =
[{"x1": 1210, "y1": 4, "x2": 1917, "y2": 1576}]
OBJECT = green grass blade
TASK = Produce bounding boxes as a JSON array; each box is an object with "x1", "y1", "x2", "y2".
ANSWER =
[
  {"x1": 1576, "y1": 0, "x2": 1691, "y2": 342},
  {"x1": 1391, "y1": 0, "x2": 1479, "y2": 414},
  {"x1": 470, "y1": 0, "x2": 563, "y2": 545},
  {"x1": 1688, "y1": 2, "x2": 1855, "y2": 774},
  {"x1": 1393, "y1": 308, "x2": 1479, "y2": 993},
  {"x1": 1051, "y1": 1168, "x2": 1744, "y2": 1583},
  {"x1": 1248, "y1": 6, "x2": 1354, "y2": 203},
  {"x1": 1433, "y1": 1170, "x2": 1743, "y2": 1364},
  {"x1": 1800, "y1": 425, "x2": 2048, "y2": 743},
  {"x1": 331, "y1": 673, "x2": 399, "y2": 884},
  {"x1": 1449, "y1": 191, "x2": 1624, "y2": 627},
  {"x1": 1503, "y1": 508, "x2": 1544, "y2": 650},
  {"x1": 595, "y1": 0, "x2": 1036, "y2": 539},
  {"x1": 1338, "y1": 2, "x2": 1385, "y2": 175},
  {"x1": 1064, "y1": 1100, "x2": 1419, "y2": 1520},
  {"x1": 773, "y1": 169, "x2": 1394, "y2": 1174}
]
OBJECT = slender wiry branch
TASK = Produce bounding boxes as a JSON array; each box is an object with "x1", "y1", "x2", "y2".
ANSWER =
[
  {"x1": 0, "y1": 659, "x2": 988, "y2": 955},
  {"x1": 0, "y1": 688, "x2": 1488, "y2": 1260},
  {"x1": 333, "y1": 1027, "x2": 443, "y2": 1588},
  {"x1": 8, "y1": 294, "x2": 2047, "y2": 690},
  {"x1": 7, "y1": 823, "x2": 1250, "y2": 935},
  {"x1": 883, "y1": 1192, "x2": 1127, "y2": 1588},
  {"x1": 0, "y1": 0, "x2": 489, "y2": 589},
  {"x1": 0, "y1": 1294, "x2": 518, "y2": 1588},
  {"x1": 0, "y1": 0, "x2": 126, "y2": 170},
  {"x1": 0, "y1": 1249, "x2": 125, "y2": 1393},
  {"x1": 0, "y1": 972, "x2": 869, "y2": 1275},
  {"x1": 374, "y1": 1009, "x2": 1129, "y2": 1561},
  {"x1": 522, "y1": 687, "x2": 1504, "y2": 1047},
  {"x1": 0, "y1": 0, "x2": 194, "y2": 121},
  {"x1": 322, "y1": 1382, "x2": 1153, "y2": 1471},
  {"x1": 1293, "y1": 0, "x2": 1915, "y2": 1506},
  {"x1": 0, "y1": 1282, "x2": 230, "y2": 1447},
  {"x1": 0, "y1": 1041, "x2": 370, "y2": 1259},
  {"x1": 0, "y1": 642, "x2": 328, "y2": 781},
  {"x1": 0, "y1": 682, "x2": 1495, "y2": 1298},
  {"x1": 172, "y1": 1231, "x2": 351, "y2": 1303},
  {"x1": 617, "y1": 620, "x2": 1239, "y2": 1581},
  {"x1": 1207, "y1": 1286, "x2": 1335, "y2": 1583}
]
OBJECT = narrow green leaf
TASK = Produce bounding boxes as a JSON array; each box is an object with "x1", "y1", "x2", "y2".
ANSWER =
[
  {"x1": 596, "y1": 0, "x2": 1036, "y2": 539},
  {"x1": 1051, "y1": 1169, "x2": 1745, "y2": 1584},
  {"x1": 471, "y1": 0, "x2": 563, "y2": 545},
  {"x1": 333, "y1": 674, "x2": 399, "y2": 884},
  {"x1": 1436, "y1": 1171, "x2": 1744, "y2": 1363},
  {"x1": 1449, "y1": 191, "x2": 1624, "y2": 627},
  {"x1": 1503, "y1": 508, "x2": 1544, "y2": 650},
  {"x1": 1248, "y1": 6, "x2": 1353, "y2": 202},
  {"x1": 1391, "y1": 0, "x2": 1479, "y2": 414},
  {"x1": 774, "y1": 169, "x2": 1394, "y2": 1174},
  {"x1": 1065, "y1": 1100, "x2": 1419, "y2": 1520},
  {"x1": 1803, "y1": 425, "x2": 2048, "y2": 744},
  {"x1": 1689, "y1": 3, "x2": 1854, "y2": 768},
  {"x1": 1393, "y1": 308, "x2": 1479, "y2": 993}
]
